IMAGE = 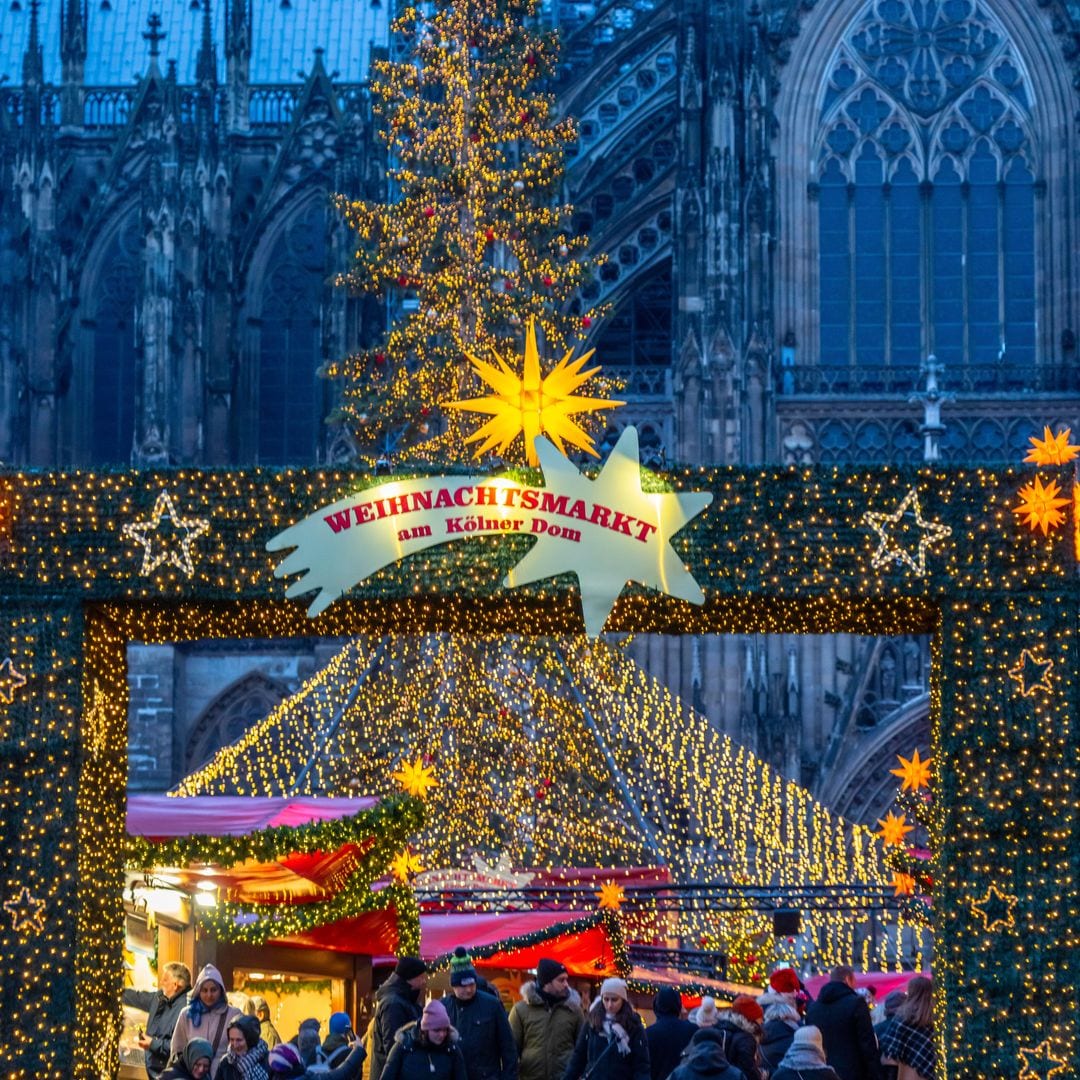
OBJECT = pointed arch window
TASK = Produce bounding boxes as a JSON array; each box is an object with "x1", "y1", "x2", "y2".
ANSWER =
[
  {"x1": 91, "y1": 216, "x2": 140, "y2": 463},
  {"x1": 594, "y1": 261, "x2": 673, "y2": 367},
  {"x1": 258, "y1": 201, "x2": 327, "y2": 464},
  {"x1": 815, "y1": 0, "x2": 1037, "y2": 371}
]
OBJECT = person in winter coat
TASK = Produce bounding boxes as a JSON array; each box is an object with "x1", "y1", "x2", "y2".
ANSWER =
[
  {"x1": 268, "y1": 1040, "x2": 367, "y2": 1080},
  {"x1": 877, "y1": 977, "x2": 934, "y2": 1080},
  {"x1": 756, "y1": 974, "x2": 802, "y2": 1077},
  {"x1": 252, "y1": 999, "x2": 281, "y2": 1052},
  {"x1": 170, "y1": 964, "x2": 244, "y2": 1079},
  {"x1": 160, "y1": 1039, "x2": 214, "y2": 1080},
  {"x1": 645, "y1": 988, "x2": 695, "y2": 1080},
  {"x1": 771, "y1": 1026, "x2": 841, "y2": 1080},
  {"x1": 561, "y1": 977, "x2": 649, "y2": 1080},
  {"x1": 709, "y1": 998, "x2": 762, "y2": 1080},
  {"x1": 218, "y1": 1016, "x2": 270, "y2": 1080},
  {"x1": 687, "y1": 998, "x2": 719, "y2": 1029},
  {"x1": 324, "y1": 1013, "x2": 358, "y2": 1068},
  {"x1": 371, "y1": 958, "x2": 429, "y2": 1080},
  {"x1": 441, "y1": 950, "x2": 517, "y2": 1080},
  {"x1": 509, "y1": 959, "x2": 584, "y2": 1080},
  {"x1": 665, "y1": 1028, "x2": 745, "y2": 1080},
  {"x1": 381, "y1": 1000, "x2": 468, "y2": 1080},
  {"x1": 805, "y1": 968, "x2": 881, "y2": 1080},
  {"x1": 124, "y1": 961, "x2": 193, "y2": 1080}
]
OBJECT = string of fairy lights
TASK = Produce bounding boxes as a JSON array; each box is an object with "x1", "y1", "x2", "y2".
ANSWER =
[
  {"x1": 327, "y1": 0, "x2": 616, "y2": 464},
  {"x1": 176, "y1": 632, "x2": 922, "y2": 972},
  {"x1": 0, "y1": 430, "x2": 1077, "y2": 1077}
]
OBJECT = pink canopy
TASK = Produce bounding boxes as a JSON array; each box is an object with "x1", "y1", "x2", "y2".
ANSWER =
[
  {"x1": 804, "y1": 970, "x2": 932, "y2": 1000},
  {"x1": 126, "y1": 795, "x2": 377, "y2": 838}
]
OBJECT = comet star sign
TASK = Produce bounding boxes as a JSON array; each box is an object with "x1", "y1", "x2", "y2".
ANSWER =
[{"x1": 266, "y1": 427, "x2": 713, "y2": 637}]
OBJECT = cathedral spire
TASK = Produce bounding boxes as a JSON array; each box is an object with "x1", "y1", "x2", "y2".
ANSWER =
[
  {"x1": 60, "y1": 0, "x2": 88, "y2": 84},
  {"x1": 197, "y1": 0, "x2": 218, "y2": 87},
  {"x1": 143, "y1": 12, "x2": 166, "y2": 69},
  {"x1": 22, "y1": 0, "x2": 45, "y2": 86}
]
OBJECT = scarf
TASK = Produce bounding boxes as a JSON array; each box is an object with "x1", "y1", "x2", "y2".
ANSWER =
[
  {"x1": 188, "y1": 995, "x2": 226, "y2": 1029},
  {"x1": 538, "y1": 987, "x2": 569, "y2": 1008},
  {"x1": 225, "y1": 1041, "x2": 269, "y2": 1080},
  {"x1": 602, "y1": 1019, "x2": 631, "y2": 1056},
  {"x1": 777, "y1": 1045, "x2": 828, "y2": 1071}
]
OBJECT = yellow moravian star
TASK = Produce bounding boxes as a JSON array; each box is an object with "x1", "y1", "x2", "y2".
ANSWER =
[
  {"x1": 890, "y1": 748, "x2": 932, "y2": 792},
  {"x1": 875, "y1": 810, "x2": 914, "y2": 847},
  {"x1": 392, "y1": 757, "x2": 438, "y2": 799},
  {"x1": 446, "y1": 319, "x2": 624, "y2": 466},
  {"x1": 596, "y1": 881, "x2": 626, "y2": 911}
]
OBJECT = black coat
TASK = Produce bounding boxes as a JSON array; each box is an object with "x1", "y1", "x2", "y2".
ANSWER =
[
  {"x1": 371, "y1": 975, "x2": 425, "y2": 1080},
  {"x1": 805, "y1": 983, "x2": 882, "y2": 1080},
  {"x1": 645, "y1": 1016, "x2": 696, "y2": 1080},
  {"x1": 708, "y1": 1019, "x2": 760, "y2": 1080},
  {"x1": 562, "y1": 1008, "x2": 650, "y2": 1080},
  {"x1": 382, "y1": 1025, "x2": 469, "y2": 1080},
  {"x1": 443, "y1": 991, "x2": 518, "y2": 1080},
  {"x1": 123, "y1": 986, "x2": 191, "y2": 1080},
  {"x1": 758, "y1": 1020, "x2": 796, "y2": 1075},
  {"x1": 771, "y1": 1068, "x2": 840, "y2": 1080},
  {"x1": 665, "y1": 1040, "x2": 744, "y2": 1080}
]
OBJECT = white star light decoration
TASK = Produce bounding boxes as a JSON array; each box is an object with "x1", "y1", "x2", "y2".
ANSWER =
[
  {"x1": 3, "y1": 886, "x2": 47, "y2": 936},
  {"x1": 122, "y1": 491, "x2": 210, "y2": 578},
  {"x1": 862, "y1": 486, "x2": 952, "y2": 576},
  {"x1": 505, "y1": 429, "x2": 713, "y2": 635}
]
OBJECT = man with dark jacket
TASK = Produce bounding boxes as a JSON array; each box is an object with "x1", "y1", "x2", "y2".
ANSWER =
[
  {"x1": 442, "y1": 949, "x2": 517, "y2": 1080},
  {"x1": 123, "y1": 961, "x2": 192, "y2": 1080},
  {"x1": 645, "y1": 988, "x2": 695, "y2": 1080},
  {"x1": 371, "y1": 958, "x2": 429, "y2": 1080},
  {"x1": 805, "y1": 967, "x2": 882, "y2": 1080},
  {"x1": 712, "y1": 997, "x2": 763, "y2": 1080},
  {"x1": 665, "y1": 1029, "x2": 745, "y2": 1080}
]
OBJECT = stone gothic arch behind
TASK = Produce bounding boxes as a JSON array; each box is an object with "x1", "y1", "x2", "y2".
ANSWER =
[{"x1": 774, "y1": 0, "x2": 1077, "y2": 376}]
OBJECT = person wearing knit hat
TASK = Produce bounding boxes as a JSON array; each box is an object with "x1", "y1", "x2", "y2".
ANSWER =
[
  {"x1": 663, "y1": 1027, "x2": 745, "y2": 1080},
  {"x1": 771, "y1": 1026, "x2": 841, "y2": 1080},
  {"x1": 322, "y1": 1012, "x2": 355, "y2": 1068},
  {"x1": 769, "y1": 968, "x2": 802, "y2": 996},
  {"x1": 266, "y1": 1035, "x2": 367, "y2": 1080},
  {"x1": 443, "y1": 948, "x2": 517, "y2": 1080},
  {"x1": 561, "y1": 974, "x2": 648, "y2": 1080},
  {"x1": 645, "y1": 988, "x2": 695, "y2": 1080},
  {"x1": 218, "y1": 1015, "x2": 269, "y2": 1080},
  {"x1": 160, "y1": 1038, "x2": 214, "y2": 1080},
  {"x1": 267, "y1": 1042, "x2": 303, "y2": 1078},
  {"x1": 756, "y1": 981, "x2": 802, "y2": 1075},
  {"x1": 707, "y1": 996, "x2": 763, "y2": 1080},
  {"x1": 379, "y1": 998, "x2": 467, "y2": 1080},
  {"x1": 509, "y1": 959, "x2": 583, "y2": 1080},
  {"x1": 370, "y1": 959, "x2": 429, "y2": 1080}
]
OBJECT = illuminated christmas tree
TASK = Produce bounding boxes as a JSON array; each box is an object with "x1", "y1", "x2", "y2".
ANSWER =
[
  {"x1": 703, "y1": 909, "x2": 775, "y2": 988},
  {"x1": 327, "y1": 0, "x2": 613, "y2": 463}
]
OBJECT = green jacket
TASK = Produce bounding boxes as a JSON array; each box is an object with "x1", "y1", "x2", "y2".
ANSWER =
[{"x1": 509, "y1": 983, "x2": 583, "y2": 1080}]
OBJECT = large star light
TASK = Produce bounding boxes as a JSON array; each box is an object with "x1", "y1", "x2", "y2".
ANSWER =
[
  {"x1": 505, "y1": 428, "x2": 713, "y2": 636},
  {"x1": 446, "y1": 319, "x2": 624, "y2": 466}
]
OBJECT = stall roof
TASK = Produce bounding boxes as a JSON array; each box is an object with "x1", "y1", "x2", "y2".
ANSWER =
[{"x1": 628, "y1": 965, "x2": 760, "y2": 1005}]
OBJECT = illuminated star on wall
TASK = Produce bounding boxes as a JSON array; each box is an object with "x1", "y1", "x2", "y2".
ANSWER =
[
  {"x1": 597, "y1": 881, "x2": 626, "y2": 911},
  {"x1": 1018, "y1": 1039, "x2": 1068, "y2": 1080},
  {"x1": 862, "y1": 487, "x2": 952, "y2": 576},
  {"x1": 1008, "y1": 650, "x2": 1054, "y2": 697},
  {"x1": 505, "y1": 427, "x2": 713, "y2": 636},
  {"x1": 0, "y1": 657, "x2": 27, "y2": 704},
  {"x1": 122, "y1": 491, "x2": 211, "y2": 578},
  {"x1": 970, "y1": 884, "x2": 1018, "y2": 934},
  {"x1": 3, "y1": 886, "x2": 46, "y2": 936}
]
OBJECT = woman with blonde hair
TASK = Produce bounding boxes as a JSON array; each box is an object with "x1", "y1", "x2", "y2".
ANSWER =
[{"x1": 879, "y1": 976, "x2": 935, "y2": 1080}]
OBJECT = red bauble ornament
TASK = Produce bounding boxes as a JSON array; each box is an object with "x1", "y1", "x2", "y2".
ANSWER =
[
  {"x1": 485, "y1": 228, "x2": 495, "y2": 241},
  {"x1": 542, "y1": 275, "x2": 553, "y2": 287},
  {"x1": 424, "y1": 206, "x2": 435, "y2": 218},
  {"x1": 525, "y1": 52, "x2": 537, "y2": 66},
  {"x1": 746, "y1": 954, "x2": 757, "y2": 965},
  {"x1": 519, "y1": 111, "x2": 530, "y2": 124},
  {"x1": 503, "y1": 280, "x2": 514, "y2": 293},
  {"x1": 581, "y1": 315, "x2": 592, "y2": 328},
  {"x1": 469, "y1": 131, "x2": 481, "y2": 143},
  {"x1": 374, "y1": 353, "x2": 386, "y2": 365},
  {"x1": 397, "y1": 274, "x2": 409, "y2": 287}
]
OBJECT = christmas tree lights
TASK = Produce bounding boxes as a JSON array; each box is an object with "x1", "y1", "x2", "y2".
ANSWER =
[{"x1": 326, "y1": 0, "x2": 616, "y2": 462}]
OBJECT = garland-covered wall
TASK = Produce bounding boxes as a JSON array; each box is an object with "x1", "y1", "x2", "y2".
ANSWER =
[{"x1": 0, "y1": 462, "x2": 1075, "y2": 1079}]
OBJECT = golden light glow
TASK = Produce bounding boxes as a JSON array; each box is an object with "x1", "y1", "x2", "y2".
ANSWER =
[
  {"x1": 0, "y1": 655, "x2": 28, "y2": 704},
  {"x1": 1013, "y1": 476, "x2": 1070, "y2": 536},
  {"x1": 970, "y1": 885, "x2": 1018, "y2": 933},
  {"x1": 1018, "y1": 1040, "x2": 1068, "y2": 1080},
  {"x1": 1008, "y1": 649, "x2": 1054, "y2": 697},
  {"x1": 446, "y1": 319, "x2": 623, "y2": 465},
  {"x1": 121, "y1": 490, "x2": 211, "y2": 577},
  {"x1": 3, "y1": 887, "x2": 47, "y2": 936},
  {"x1": 1023, "y1": 426, "x2": 1080, "y2": 466},
  {"x1": 892, "y1": 872, "x2": 916, "y2": 896},
  {"x1": 890, "y1": 749, "x2": 932, "y2": 792},
  {"x1": 862, "y1": 487, "x2": 952, "y2": 576}
]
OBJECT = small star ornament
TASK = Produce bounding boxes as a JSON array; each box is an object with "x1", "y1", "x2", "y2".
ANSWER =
[
  {"x1": 875, "y1": 811, "x2": 914, "y2": 847},
  {"x1": 597, "y1": 881, "x2": 626, "y2": 911},
  {"x1": 863, "y1": 487, "x2": 952, "y2": 576},
  {"x1": 390, "y1": 849, "x2": 425, "y2": 882},
  {"x1": 1009, "y1": 650, "x2": 1054, "y2": 697},
  {"x1": 890, "y1": 749, "x2": 932, "y2": 792},
  {"x1": 1019, "y1": 1039, "x2": 1068, "y2": 1080},
  {"x1": 392, "y1": 757, "x2": 438, "y2": 799},
  {"x1": 3, "y1": 886, "x2": 46, "y2": 936},
  {"x1": 122, "y1": 491, "x2": 210, "y2": 578},
  {"x1": 0, "y1": 656, "x2": 27, "y2": 704},
  {"x1": 970, "y1": 884, "x2": 1018, "y2": 933}
]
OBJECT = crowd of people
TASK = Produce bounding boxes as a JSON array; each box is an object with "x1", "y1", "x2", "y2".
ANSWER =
[{"x1": 123, "y1": 953, "x2": 934, "y2": 1080}]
